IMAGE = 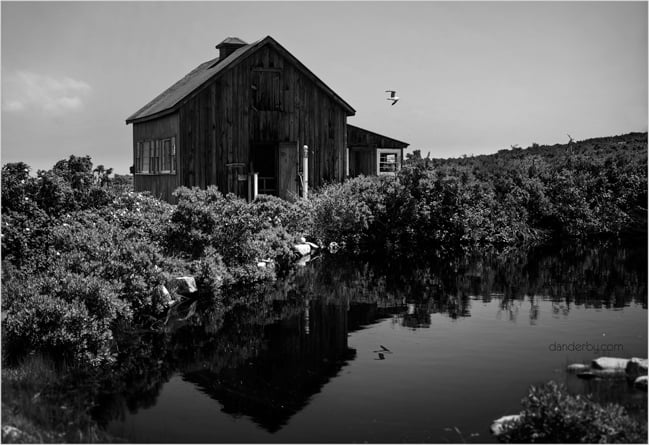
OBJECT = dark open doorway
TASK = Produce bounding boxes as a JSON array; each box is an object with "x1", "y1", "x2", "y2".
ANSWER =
[
  {"x1": 251, "y1": 141, "x2": 299, "y2": 199},
  {"x1": 252, "y1": 142, "x2": 277, "y2": 195}
]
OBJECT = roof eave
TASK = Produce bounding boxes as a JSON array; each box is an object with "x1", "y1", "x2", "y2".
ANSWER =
[{"x1": 126, "y1": 107, "x2": 178, "y2": 125}]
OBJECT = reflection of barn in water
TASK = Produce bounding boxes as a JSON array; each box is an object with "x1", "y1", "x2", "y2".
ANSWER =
[
  {"x1": 182, "y1": 298, "x2": 356, "y2": 433},
  {"x1": 177, "y1": 258, "x2": 475, "y2": 433}
]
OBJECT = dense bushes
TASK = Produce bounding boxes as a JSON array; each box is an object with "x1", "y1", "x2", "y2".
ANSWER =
[
  {"x1": 2, "y1": 133, "x2": 646, "y2": 367},
  {"x1": 165, "y1": 186, "x2": 302, "y2": 285},
  {"x1": 422, "y1": 132, "x2": 647, "y2": 239},
  {"x1": 305, "y1": 165, "x2": 543, "y2": 256},
  {"x1": 498, "y1": 381, "x2": 647, "y2": 443},
  {"x1": 1, "y1": 165, "x2": 307, "y2": 367}
]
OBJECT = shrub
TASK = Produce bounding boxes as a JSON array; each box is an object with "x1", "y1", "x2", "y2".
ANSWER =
[
  {"x1": 1, "y1": 162, "x2": 39, "y2": 214},
  {"x1": 187, "y1": 246, "x2": 230, "y2": 296},
  {"x1": 308, "y1": 177, "x2": 377, "y2": 248},
  {"x1": 167, "y1": 186, "x2": 257, "y2": 261},
  {"x1": 498, "y1": 381, "x2": 647, "y2": 443},
  {"x1": 166, "y1": 186, "x2": 300, "y2": 286},
  {"x1": 2, "y1": 293, "x2": 115, "y2": 366}
]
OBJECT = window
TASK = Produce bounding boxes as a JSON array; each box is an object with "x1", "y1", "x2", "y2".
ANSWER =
[
  {"x1": 135, "y1": 142, "x2": 142, "y2": 173},
  {"x1": 252, "y1": 70, "x2": 282, "y2": 111},
  {"x1": 150, "y1": 141, "x2": 160, "y2": 173},
  {"x1": 142, "y1": 141, "x2": 150, "y2": 173},
  {"x1": 160, "y1": 137, "x2": 176, "y2": 173},
  {"x1": 134, "y1": 137, "x2": 176, "y2": 174},
  {"x1": 377, "y1": 149, "x2": 401, "y2": 175}
]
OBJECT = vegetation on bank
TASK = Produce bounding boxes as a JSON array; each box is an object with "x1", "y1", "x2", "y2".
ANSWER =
[
  {"x1": 1, "y1": 132, "x2": 646, "y2": 441},
  {"x1": 497, "y1": 381, "x2": 647, "y2": 443}
]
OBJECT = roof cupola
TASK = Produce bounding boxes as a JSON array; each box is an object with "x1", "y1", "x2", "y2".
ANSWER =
[{"x1": 216, "y1": 37, "x2": 248, "y2": 59}]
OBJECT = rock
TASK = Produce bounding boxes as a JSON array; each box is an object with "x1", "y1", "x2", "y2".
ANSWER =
[
  {"x1": 293, "y1": 243, "x2": 311, "y2": 256},
  {"x1": 490, "y1": 414, "x2": 522, "y2": 436},
  {"x1": 174, "y1": 276, "x2": 197, "y2": 295},
  {"x1": 591, "y1": 357, "x2": 629, "y2": 371},
  {"x1": 296, "y1": 254, "x2": 312, "y2": 267},
  {"x1": 2, "y1": 426, "x2": 37, "y2": 443},
  {"x1": 256, "y1": 259, "x2": 274, "y2": 269},
  {"x1": 567, "y1": 363, "x2": 590, "y2": 373},
  {"x1": 626, "y1": 357, "x2": 648, "y2": 379},
  {"x1": 634, "y1": 375, "x2": 648, "y2": 390},
  {"x1": 157, "y1": 285, "x2": 176, "y2": 306}
]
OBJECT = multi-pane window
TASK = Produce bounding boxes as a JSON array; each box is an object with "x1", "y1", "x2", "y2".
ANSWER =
[
  {"x1": 134, "y1": 136, "x2": 176, "y2": 174},
  {"x1": 377, "y1": 149, "x2": 401, "y2": 175}
]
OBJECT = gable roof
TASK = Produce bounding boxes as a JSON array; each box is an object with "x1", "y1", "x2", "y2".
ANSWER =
[
  {"x1": 126, "y1": 36, "x2": 355, "y2": 124},
  {"x1": 347, "y1": 124, "x2": 410, "y2": 148}
]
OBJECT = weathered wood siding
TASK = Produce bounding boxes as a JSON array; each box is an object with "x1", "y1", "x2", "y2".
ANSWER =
[
  {"x1": 133, "y1": 113, "x2": 180, "y2": 202},
  {"x1": 177, "y1": 43, "x2": 348, "y2": 197},
  {"x1": 349, "y1": 147, "x2": 376, "y2": 177},
  {"x1": 347, "y1": 125, "x2": 407, "y2": 149}
]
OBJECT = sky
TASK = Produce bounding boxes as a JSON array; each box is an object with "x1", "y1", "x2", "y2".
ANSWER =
[{"x1": 1, "y1": 1, "x2": 647, "y2": 175}]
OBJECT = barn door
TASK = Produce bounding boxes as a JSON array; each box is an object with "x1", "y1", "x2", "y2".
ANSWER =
[{"x1": 278, "y1": 141, "x2": 298, "y2": 200}]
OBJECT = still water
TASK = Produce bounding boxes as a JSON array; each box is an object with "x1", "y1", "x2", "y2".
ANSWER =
[{"x1": 102, "y1": 243, "x2": 647, "y2": 443}]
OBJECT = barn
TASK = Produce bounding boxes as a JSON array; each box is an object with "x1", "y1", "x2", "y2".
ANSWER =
[{"x1": 126, "y1": 35, "x2": 408, "y2": 202}]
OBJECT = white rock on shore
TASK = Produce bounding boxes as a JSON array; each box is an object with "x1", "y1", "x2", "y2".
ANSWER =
[
  {"x1": 591, "y1": 357, "x2": 629, "y2": 370},
  {"x1": 157, "y1": 285, "x2": 176, "y2": 306},
  {"x1": 566, "y1": 363, "x2": 590, "y2": 373},
  {"x1": 175, "y1": 276, "x2": 197, "y2": 294},
  {"x1": 293, "y1": 243, "x2": 311, "y2": 256},
  {"x1": 490, "y1": 414, "x2": 522, "y2": 436},
  {"x1": 2, "y1": 426, "x2": 37, "y2": 443}
]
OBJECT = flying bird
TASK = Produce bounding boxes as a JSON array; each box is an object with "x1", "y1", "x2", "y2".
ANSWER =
[{"x1": 385, "y1": 90, "x2": 399, "y2": 105}]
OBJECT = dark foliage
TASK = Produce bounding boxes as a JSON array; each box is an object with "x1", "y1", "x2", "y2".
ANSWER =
[{"x1": 498, "y1": 381, "x2": 647, "y2": 443}]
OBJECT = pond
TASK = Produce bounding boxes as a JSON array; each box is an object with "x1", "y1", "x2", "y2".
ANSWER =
[{"x1": 98, "y1": 242, "x2": 647, "y2": 443}]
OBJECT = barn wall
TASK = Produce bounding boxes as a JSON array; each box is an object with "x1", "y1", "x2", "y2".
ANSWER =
[
  {"x1": 177, "y1": 43, "x2": 349, "y2": 197},
  {"x1": 132, "y1": 113, "x2": 180, "y2": 202}
]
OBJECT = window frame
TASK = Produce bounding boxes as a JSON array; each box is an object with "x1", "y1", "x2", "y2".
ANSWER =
[
  {"x1": 134, "y1": 136, "x2": 177, "y2": 175},
  {"x1": 376, "y1": 148, "x2": 401, "y2": 175}
]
